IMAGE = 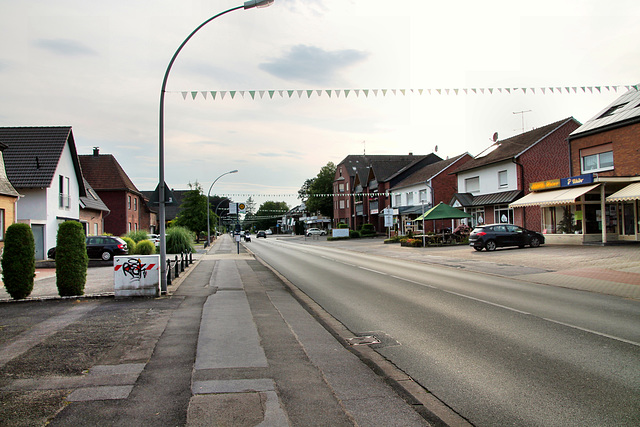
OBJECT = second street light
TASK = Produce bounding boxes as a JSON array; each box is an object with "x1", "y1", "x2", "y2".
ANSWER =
[
  {"x1": 207, "y1": 170, "x2": 238, "y2": 246},
  {"x1": 158, "y1": 0, "x2": 275, "y2": 292}
]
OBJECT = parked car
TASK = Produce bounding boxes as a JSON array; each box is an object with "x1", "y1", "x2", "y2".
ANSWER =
[
  {"x1": 148, "y1": 233, "x2": 160, "y2": 246},
  {"x1": 256, "y1": 231, "x2": 267, "y2": 238},
  {"x1": 469, "y1": 224, "x2": 544, "y2": 251},
  {"x1": 305, "y1": 228, "x2": 327, "y2": 236},
  {"x1": 48, "y1": 236, "x2": 129, "y2": 261},
  {"x1": 265, "y1": 229, "x2": 273, "y2": 235}
]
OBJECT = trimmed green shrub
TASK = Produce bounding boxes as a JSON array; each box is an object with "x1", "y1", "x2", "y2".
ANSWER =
[
  {"x1": 55, "y1": 221, "x2": 88, "y2": 297},
  {"x1": 349, "y1": 230, "x2": 361, "y2": 238},
  {"x1": 166, "y1": 226, "x2": 194, "y2": 254},
  {"x1": 360, "y1": 224, "x2": 377, "y2": 237},
  {"x1": 121, "y1": 236, "x2": 136, "y2": 254},
  {"x1": 338, "y1": 223, "x2": 349, "y2": 229},
  {"x1": 135, "y1": 240, "x2": 156, "y2": 255},
  {"x1": 1, "y1": 223, "x2": 36, "y2": 299},
  {"x1": 125, "y1": 230, "x2": 149, "y2": 243}
]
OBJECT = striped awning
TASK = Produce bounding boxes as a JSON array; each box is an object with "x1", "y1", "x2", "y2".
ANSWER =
[
  {"x1": 509, "y1": 184, "x2": 599, "y2": 208},
  {"x1": 606, "y1": 182, "x2": 640, "y2": 202}
]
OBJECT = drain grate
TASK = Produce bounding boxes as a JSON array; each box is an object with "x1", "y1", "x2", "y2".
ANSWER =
[{"x1": 347, "y1": 335, "x2": 381, "y2": 346}]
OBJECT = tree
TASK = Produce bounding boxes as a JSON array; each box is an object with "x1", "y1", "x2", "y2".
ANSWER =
[
  {"x1": 174, "y1": 181, "x2": 211, "y2": 241},
  {"x1": 55, "y1": 221, "x2": 88, "y2": 297},
  {"x1": 300, "y1": 162, "x2": 336, "y2": 218},
  {"x1": 254, "y1": 201, "x2": 289, "y2": 231},
  {"x1": 1, "y1": 223, "x2": 35, "y2": 299}
]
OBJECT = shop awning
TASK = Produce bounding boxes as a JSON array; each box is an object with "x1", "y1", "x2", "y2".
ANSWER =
[
  {"x1": 606, "y1": 182, "x2": 640, "y2": 202},
  {"x1": 509, "y1": 184, "x2": 599, "y2": 208}
]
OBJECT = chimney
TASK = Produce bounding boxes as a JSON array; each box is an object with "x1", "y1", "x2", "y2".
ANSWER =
[{"x1": 93, "y1": 147, "x2": 99, "y2": 156}]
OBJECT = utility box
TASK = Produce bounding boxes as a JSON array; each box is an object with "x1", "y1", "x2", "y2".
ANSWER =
[{"x1": 114, "y1": 255, "x2": 161, "y2": 297}]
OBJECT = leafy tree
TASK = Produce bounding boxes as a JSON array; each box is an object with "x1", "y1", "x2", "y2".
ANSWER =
[
  {"x1": 2, "y1": 223, "x2": 35, "y2": 299},
  {"x1": 174, "y1": 181, "x2": 212, "y2": 241},
  {"x1": 55, "y1": 221, "x2": 88, "y2": 297},
  {"x1": 299, "y1": 162, "x2": 336, "y2": 218},
  {"x1": 254, "y1": 201, "x2": 289, "y2": 231}
]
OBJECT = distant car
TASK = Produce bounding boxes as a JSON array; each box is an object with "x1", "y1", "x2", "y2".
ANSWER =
[
  {"x1": 148, "y1": 233, "x2": 160, "y2": 246},
  {"x1": 256, "y1": 231, "x2": 267, "y2": 238},
  {"x1": 306, "y1": 228, "x2": 327, "y2": 236},
  {"x1": 48, "y1": 236, "x2": 129, "y2": 261},
  {"x1": 265, "y1": 229, "x2": 273, "y2": 235},
  {"x1": 244, "y1": 232, "x2": 251, "y2": 242},
  {"x1": 469, "y1": 224, "x2": 544, "y2": 251}
]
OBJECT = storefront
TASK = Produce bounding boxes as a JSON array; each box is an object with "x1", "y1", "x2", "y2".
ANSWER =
[{"x1": 510, "y1": 174, "x2": 640, "y2": 244}]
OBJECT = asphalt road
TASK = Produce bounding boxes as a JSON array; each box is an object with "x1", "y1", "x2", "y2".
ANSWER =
[{"x1": 248, "y1": 238, "x2": 640, "y2": 426}]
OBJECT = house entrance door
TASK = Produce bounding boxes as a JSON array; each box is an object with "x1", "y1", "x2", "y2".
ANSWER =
[{"x1": 32, "y1": 224, "x2": 45, "y2": 260}]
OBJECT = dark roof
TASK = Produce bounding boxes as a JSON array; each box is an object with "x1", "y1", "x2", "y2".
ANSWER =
[
  {"x1": 391, "y1": 153, "x2": 471, "y2": 190},
  {"x1": 79, "y1": 153, "x2": 141, "y2": 196},
  {"x1": 80, "y1": 178, "x2": 109, "y2": 212},
  {"x1": 140, "y1": 189, "x2": 189, "y2": 221},
  {"x1": 570, "y1": 86, "x2": 640, "y2": 138},
  {"x1": 450, "y1": 190, "x2": 522, "y2": 207},
  {"x1": 0, "y1": 126, "x2": 86, "y2": 195},
  {"x1": 453, "y1": 118, "x2": 579, "y2": 174},
  {"x1": 337, "y1": 154, "x2": 442, "y2": 184}
]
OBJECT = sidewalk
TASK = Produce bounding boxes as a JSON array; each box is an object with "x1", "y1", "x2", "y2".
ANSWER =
[{"x1": 0, "y1": 235, "x2": 453, "y2": 426}]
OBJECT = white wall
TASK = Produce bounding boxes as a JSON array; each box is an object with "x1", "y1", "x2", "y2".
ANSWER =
[
  {"x1": 392, "y1": 183, "x2": 433, "y2": 207},
  {"x1": 457, "y1": 160, "x2": 518, "y2": 195}
]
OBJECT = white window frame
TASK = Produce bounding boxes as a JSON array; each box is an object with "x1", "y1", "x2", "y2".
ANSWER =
[
  {"x1": 498, "y1": 170, "x2": 508, "y2": 188},
  {"x1": 465, "y1": 177, "x2": 480, "y2": 194},
  {"x1": 581, "y1": 151, "x2": 614, "y2": 173}
]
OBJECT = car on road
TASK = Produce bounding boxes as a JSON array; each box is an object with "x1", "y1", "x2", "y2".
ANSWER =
[
  {"x1": 148, "y1": 233, "x2": 160, "y2": 246},
  {"x1": 265, "y1": 229, "x2": 273, "y2": 235},
  {"x1": 48, "y1": 236, "x2": 129, "y2": 261},
  {"x1": 256, "y1": 231, "x2": 267, "y2": 238},
  {"x1": 469, "y1": 224, "x2": 544, "y2": 251},
  {"x1": 305, "y1": 228, "x2": 327, "y2": 236}
]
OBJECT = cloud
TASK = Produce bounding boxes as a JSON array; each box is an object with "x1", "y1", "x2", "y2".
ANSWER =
[
  {"x1": 257, "y1": 150, "x2": 304, "y2": 159},
  {"x1": 33, "y1": 38, "x2": 97, "y2": 57},
  {"x1": 259, "y1": 44, "x2": 368, "y2": 85}
]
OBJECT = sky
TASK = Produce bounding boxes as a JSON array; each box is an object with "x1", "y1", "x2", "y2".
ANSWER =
[{"x1": 2, "y1": 0, "x2": 639, "y2": 210}]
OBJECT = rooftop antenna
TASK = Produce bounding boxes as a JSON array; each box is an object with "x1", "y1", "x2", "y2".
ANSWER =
[
  {"x1": 362, "y1": 140, "x2": 366, "y2": 156},
  {"x1": 513, "y1": 110, "x2": 532, "y2": 133}
]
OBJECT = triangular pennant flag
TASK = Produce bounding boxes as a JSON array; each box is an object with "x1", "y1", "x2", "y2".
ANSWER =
[
  {"x1": 382, "y1": 89, "x2": 388, "y2": 96},
  {"x1": 239, "y1": 91, "x2": 245, "y2": 98},
  {"x1": 418, "y1": 89, "x2": 424, "y2": 95},
  {"x1": 427, "y1": 89, "x2": 432, "y2": 95},
  {"x1": 307, "y1": 90, "x2": 313, "y2": 98},
  {"x1": 373, "y1": 89, "x2": 379, "y2": 96},
  {"x1": 354, "y1": 89, "x2": 360, "y2": 97},
  {"x1": 268, "y1": 90, "x2": 275, "y2": 99},
  {"x1": 220, "y1": 91, "x2": 227, "y2": 100},
  {"x1": 278, "y1": 90, "x2": 285, "y2": 97},
  {"x1": 259, "y1": 90, "x2": 266, "y2": 99},
  {"x1": 624, "y1": 85, "x2": 630, "y2": 90},
  {"x1": 521, "y1": 88, "x2": 527, "y2": 94},
  {"x1": 613, "y1": 86, "x2": 618, "y2": 92},
  {"x1": 587, "y1": 87, "x2": 593, "y2": 93},
  {"x1": 488, "y1": 88, "x2": 493, "y2": 94},
  {"x1": 344, "y1": 89, "x2": 350, "y2": 98},
  {"x1": 181, "y1": 91, "x2": 188, "y2": 100},
  {"x1": 471, "y1": 88, "x2": 476, "y2": 94},
  {"x1": 230, "y1": 91, "x2": 236, "y2": 99},
  {"x1": 548, "y1": 87, "x2": 554, "y2": 94},
  {"x1": 505, "y1": 88, "x2": 511, "y2": 94},
  {"x1": 436, "y1": 89, "x2": 442, "y2": 95},
  {"x1": 210, "y1": 91, "x2": 217, "y2": 100},
  {"x1": 249, "y1": 91, "x2": 255, "y2": 99},
  {"x1": 497, "y1": 88, "x2": 502, "y2": 93},
  {"x1": 634, "y1": 85, "x2": 639, "y2": 91},
  {"x1": 363, "y1": 89, "x2": 369, "y2": 97},
  {"x1": 480, "y1": 88, "x2": 485, "y2": 94},
  {"x1": 530, "y1": 88, "x2": 535, "y2": 94},
  {"x1": 572, "y1": 87, "x2": 578, "y2": 93},
  {"x1": 335, "y1": 89, "x2": 342, "y2": 97},
  {"x1": 287, "y1": 90, "x2": 294, "y2": 98},
  {"x1": 316, "y1": 90, "x2": 322, "y2": 97},
  {"x1": 445, "y1": 89, "x2": 450, "y2": 95},
  {"x1": 400, "y1": 89, "x2": 405, "y2": 96},
  {"x1": 191, "y1": 91, "x2": 198, "y2": 100},
  {"x1": 464, "y1": 89, "x2": 469, "y2": 95},
  {"x1": 454, "y1": 89, "x2": 459, "y2": 95},
  {"x1": 201, "y1": 91, "x2": 208, "y2": 99},
  {"x1": 297, "y1": 90, "x2": 304, "y2": 98},
  {"x1": 595, "y1": 86, "x2": 601, "y2": 93},
  {"x1": 392, "y1": 89, "x2": 397, "y2": 96},
  {"x1": 541, "y1": 88, "x2": 546, "y2": 94},
  {"x1": 325, "y1": 90, "x2": 332, "y2": 97}
]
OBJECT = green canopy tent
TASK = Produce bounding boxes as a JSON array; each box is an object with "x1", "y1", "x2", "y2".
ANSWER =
[{"x1": 415, "y1": 202, "x2": 471, "y2": 244}]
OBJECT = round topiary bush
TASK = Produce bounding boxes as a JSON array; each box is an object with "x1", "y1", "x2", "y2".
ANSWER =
[
  {"x1": 121, "y1": 236, "x2": 136, "y2": 254},
  {"x1": 55, "y1": 221, "x2": 88, "y2": 297},
  {"x1": 135, "y1": 239, "x2": 156, "y2": 255},
  {"x1": 166, "y1": 226, "x2": 194, "y2": 254},
  {"x1": 125, "y1": 230, "x2": 149, "y2": 243},
  {"x1": 1, "y1": 223, "x2": 36, "y2": 299}
]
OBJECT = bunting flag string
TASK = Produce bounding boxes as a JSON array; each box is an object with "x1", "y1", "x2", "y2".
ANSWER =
[
  {"x1": 173, "y1": 85, "x2": 638, "y2": 101},
  {"x1": 218, "y1": 192, "x2": 397, "y2": 198}
]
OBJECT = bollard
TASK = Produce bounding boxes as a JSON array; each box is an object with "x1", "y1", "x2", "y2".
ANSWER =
[
  {"x1": 175, "y1": 255, "x2": 180, "y2": 278},
  {"x1": 180, "y1": 252, "x2": 185, "y2": 272},
  {"x1": 166, "y1": 259, "x2": 172, "y2": 286},
  {"x1": 189, "y1": 251, "x2": 193, "y2": 265}
]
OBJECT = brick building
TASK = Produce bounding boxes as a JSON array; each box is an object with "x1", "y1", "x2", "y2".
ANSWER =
[
  {"x1": 510, "y1": 87, "x2": 640, "y2": 243},
  {"x1": 453, "y1": 117, "x2": 581, "y2": 232}
]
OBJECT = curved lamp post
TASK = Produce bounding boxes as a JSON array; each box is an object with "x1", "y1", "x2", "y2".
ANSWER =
[
  {"x1": 158, "y1": 0, "x2": 274, "y2": 292},
  {"x1": 207, "y1": 170, "x2": 238, "y2": 246}
]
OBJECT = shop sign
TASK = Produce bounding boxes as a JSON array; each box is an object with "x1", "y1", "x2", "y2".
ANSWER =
[
  {"x1": 561, "y1": 174, "x2": 594, "y2": 187},
  {"x1": 530, "y1": 179, "x2": 561, "y2": 191}
]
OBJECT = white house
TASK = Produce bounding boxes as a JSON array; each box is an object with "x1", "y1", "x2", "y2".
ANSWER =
[{"x1": 1, "y1": 127, "x2": 86, "y2": 259}]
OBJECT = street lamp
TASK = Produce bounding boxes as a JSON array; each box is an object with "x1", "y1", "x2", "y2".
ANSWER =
[
  {"x1": 207, "y1": 170, "x2": 238, "y2": 246},
  {"x1": 422, "y1": 180, "x2": 434, "y2": 248},
  {"x1": 158, "y1": 0, "x2": 274, "y2": 292}
]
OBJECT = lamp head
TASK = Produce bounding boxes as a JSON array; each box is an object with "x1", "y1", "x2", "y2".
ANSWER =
[
  {"x1": 244, "y1": 0, "x2": 274, "y2": 9},
  {"x1": 229, "y1": 169, "x2": 239, "y2": 174}
]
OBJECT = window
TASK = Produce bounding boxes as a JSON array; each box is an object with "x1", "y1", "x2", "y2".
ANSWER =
[
  {"x1": 598, "y1": 103, "x2": 627, "y2": 119},
  {"x1": 494, "y1": 205, "x2": 513, "y2": 224},
  {"x1": 395, "y1": 194, "x2": 401, "y2": 207},
  {"x1": 0, "y1": 209, "x2": 4, "y2": 241},
  {"x1": 59, "y1": 175, "x2": 70, "y2": 209},
  {"x1": 134, "y1": 198, "x2": 138, "y2": 211},
  {"x1": 128, "y1": 196, "x2": 132, "y2": 209},
  {"x1": 407, "y1": 192, "x2": 414, "y2": 205},
  {"x1": 582, "y1": 151, "x2": 614, "y2": 173},
  {"x1": 93, "y1": 223, "x2": 98, "y2": 236},
  {"x1": 339, "y1": 200, "x2": 345, "y2": 209},
  {"x1": 338, "y1": 183, "x2": 345, "y2": 193},
  {"x1": 419, "y1": 189, "x2": 427, "y2": 203},
  {"x1": 498, "y1": 170, "x2": 508, "y2": 188},
  {"x1": 465, "y1": 177, "x2": 480, "y2": 194}
]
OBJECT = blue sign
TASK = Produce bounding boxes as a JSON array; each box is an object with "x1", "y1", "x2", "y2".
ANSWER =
[{"x1": 561, "y1": 174, "x2": 594, "y2": 188}]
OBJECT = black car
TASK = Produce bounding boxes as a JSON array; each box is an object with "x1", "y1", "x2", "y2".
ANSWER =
[
  {"x1": 256, "y1": 231, "x2": 267, "y2": 238},
  {"x1": 469, "y1": 224, "x2": 544, "y2": 251},
  {"x1": 48, "y1": 236, "x2": 129, "y2": 261}
]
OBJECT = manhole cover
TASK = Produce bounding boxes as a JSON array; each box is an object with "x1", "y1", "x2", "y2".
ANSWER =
[{"x1": 347, "y1": 335, "x2": 381, "y2": 346}]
